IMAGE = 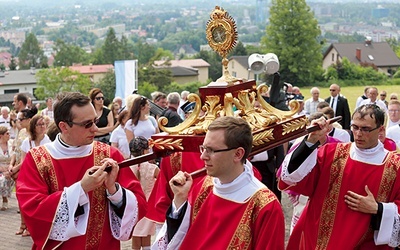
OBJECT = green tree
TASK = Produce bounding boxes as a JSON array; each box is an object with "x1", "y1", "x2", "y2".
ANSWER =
[
  {"x1": 102, "y1": 28, "x2": 121, "y2": 64},
  {"x1": 35, "y1": 67, "x2": 92, "y2": 99},
  {"x1": 53, "y1": 39, "x2": 90, "y2": 67},
  {"x1": 95, "y1": 69, "x2": 116, "y2": 101},
  {"x1": 196, "y1": 50, "x2": 222, "y2": 82},
  {"x1": 18, "y1": 33, "x2": 47, "y2": 69},
  {"x1": 8, "y1": 56, "x2": 17, "y2": 70},
  {"x1": 230, "y1": 41, "x2": 247, "y2": 56},
  {"x1": 262, "y1": 0, "x2": 324, "y2": 86},
  {"x1": 138, "y1": 66, "x2": 173, "y2": 92}
]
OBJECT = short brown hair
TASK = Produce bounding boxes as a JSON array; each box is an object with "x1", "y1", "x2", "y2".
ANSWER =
[
  {"x1": 208, "y1": 116, "x2": 252, "y2": 163},
  {"x1": 54, "y1": 92, "x2": 91, "y2": 131},
  {"x1": 0, "y1": 126, "x2": 8, "y2": 135}
]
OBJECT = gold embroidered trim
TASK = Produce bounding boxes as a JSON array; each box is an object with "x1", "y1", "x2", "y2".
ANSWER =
[
  {"x1": 356, "y1": 152, "x2": 400, "y2": 247},
  {"x1": 228, "y1": 189, "x2": 276, "y2": 249},
  {"x1": 85, "y1": 141, "x2": 110, "y2": 249},
  {"x1": 192, "y1": 176, "x2": 213, "y2": 222},
  {"x1": 316, "y1": 143, "x2": 350, "y2": 249},
  {"x1": 170, "y1": 152, "x2": 182, "y2": 176},
  {"x1": 32, "y1": 146, "x2": 59, "y2": 193}
]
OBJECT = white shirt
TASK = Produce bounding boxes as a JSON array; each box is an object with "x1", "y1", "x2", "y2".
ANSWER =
[
  {"x1": 0, "y1": 116, "x2": 11, "y2": 129},
  {"x1": 386, "y1": 125, "x2": 400, "y2": 149},
  {"x1": 20, "y1": 134, "x2": 52, "y2": 153},
  {"x1": 359, "y1": 99, "x2": 388, "y2": 112},
  {"x1": 125, "y1": 116, "x2": 158, "y2": 140},
  {"x1": 304, "y1": 98, "x2": 324, "y2": 116},
  {"x1": 110, "y1": 125, "x2": 130, "y2": 159}
]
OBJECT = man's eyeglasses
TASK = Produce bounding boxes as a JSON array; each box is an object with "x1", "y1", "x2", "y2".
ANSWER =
[
  {"x1": 199, "y1": 145, "x2": 236, "y2": 155},
  {"x1": 329, "y1": 89, "x2": 336, "y2": 92},
  {"x1": 380, "y1": 94, "x2": 386, "y2": 97},
  {"x1": 66, "y1": 117, "x2": 99, "y2": 129},
  {"x1": 350, "y1": 124, "x2": 380, "y2": 134},
  {"x1": 95, "y1": 96, "x2": 104, "y2": 101}
]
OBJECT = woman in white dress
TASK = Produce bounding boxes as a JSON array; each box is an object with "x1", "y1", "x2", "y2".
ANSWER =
[{"x1": 110, "y1": 110, "x2": 130, "y2": 159}]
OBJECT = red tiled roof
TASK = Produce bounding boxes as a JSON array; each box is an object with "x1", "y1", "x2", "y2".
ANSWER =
[{"x1": 69, "y1": 64, "x2": 114, "y2": 74}]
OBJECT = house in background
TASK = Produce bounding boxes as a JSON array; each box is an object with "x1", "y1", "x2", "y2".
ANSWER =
[
  {"x1": 227, "y1": 56, "x2": 255, "y2": 80},
  {"x1": 0, "y1": 70, "x2": 37, "y2": 106},
  {"x1": 153, "y1": 59, "x2": 210, "y2": 84},
  {"x1": 173, "y1": 45, "x2": 198, "y2": 59},
  {"x1": 323, "y1": 40, "x2": 400, "y2": 76},
  {"x1": 69, "y1": 64, "x2": 114, "y2": 83}
]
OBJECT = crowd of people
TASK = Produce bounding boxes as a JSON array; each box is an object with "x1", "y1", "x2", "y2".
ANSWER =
[{"x1": 0, "y1": 84, "x2": 399, "y2": 249}]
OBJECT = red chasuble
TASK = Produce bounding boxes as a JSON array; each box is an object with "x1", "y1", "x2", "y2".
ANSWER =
[
  {"x1": 146, "y1": 152, "x2": 205, "y2": 223},
  {"x1": 17, "y1": 141, "x2": 147, "y2": 250},
  {"x1": 179, "y1": 176, "x2": 285, "y2": 250},
  {"x1": 279, "y1": 143, "x2": 400, "y2": 250}
]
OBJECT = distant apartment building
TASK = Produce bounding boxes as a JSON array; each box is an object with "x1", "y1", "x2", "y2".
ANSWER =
[
  {"x1": 0, "y1": 30, "x2": 25, "y2": 47},
  {"x1": 91, "y1": 24, "x2": 126, "y2": 38}
]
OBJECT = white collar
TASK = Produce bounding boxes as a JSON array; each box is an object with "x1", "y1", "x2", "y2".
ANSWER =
[
  {"x1": 44, "y1": 133, "x2": 93, "y2": 158},
  {"x1": 350, "y1": 141, "x2": 388, "y2": 165},
  {"x1": 212, "y1": 160, "x2": 264, "y2": 202}
]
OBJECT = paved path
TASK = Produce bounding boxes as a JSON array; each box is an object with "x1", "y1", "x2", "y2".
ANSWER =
[
  {"x1": 1, "y1": 192, "x2": 293, "y2": 249},
  {"x1": 0, "y1": 193, "x2": 132, "y2": 250}
]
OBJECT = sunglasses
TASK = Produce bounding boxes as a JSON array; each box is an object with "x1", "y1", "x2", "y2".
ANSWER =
[
  {"x1": 67, "y1": 117, "x2": 99, "y2": 129},
  {"x1": 95, "y1": 96, "x2": 104, "y2": 101},
  {"x1": 17, "y1": 117, "x2": 28, "y2": 121}
]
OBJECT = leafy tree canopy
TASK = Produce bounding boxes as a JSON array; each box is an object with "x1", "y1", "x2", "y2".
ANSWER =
[
  {"x1": 262, "y1": 0, "x2": 324, "y2": 86},
  {"x1": 35, "y1": 67, "x2": 93, "y2": 100}
]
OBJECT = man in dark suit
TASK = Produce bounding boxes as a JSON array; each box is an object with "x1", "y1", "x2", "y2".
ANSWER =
[{"x1": 325, "y1": 83, "x2": 351, "y2": 129}]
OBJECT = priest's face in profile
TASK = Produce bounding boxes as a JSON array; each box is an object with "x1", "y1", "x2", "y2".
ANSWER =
[
  {"x1": 61, "y1": 104, "x2": 99, "y2": 147},
  {"x1": 201, "y1": 129, "x2": 241, "y2": 184}
]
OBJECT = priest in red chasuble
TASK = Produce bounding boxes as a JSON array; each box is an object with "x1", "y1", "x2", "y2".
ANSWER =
[
  {"x1": 152, "y1": 116, "x2": 285, "y2": 250},
  {"x1": 280, "y1": 104, "x2": 400, "y2": 249},
  {"x1": 16, "y1": 92, "x2": 147, "y2": 250}
]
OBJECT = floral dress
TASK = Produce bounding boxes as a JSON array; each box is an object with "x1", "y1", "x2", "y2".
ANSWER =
[{"x1": 0, "y1": 141, "x2": 14, "y2": 198}]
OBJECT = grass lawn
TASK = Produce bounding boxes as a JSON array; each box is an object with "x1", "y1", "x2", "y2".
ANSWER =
[{"x1": 302, "y1": 85, "x2": 400, "y2": 112}]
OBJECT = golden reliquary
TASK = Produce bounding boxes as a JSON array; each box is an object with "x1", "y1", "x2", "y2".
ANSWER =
[{"x1": 120, "y1": 6, "x2": 308, "y2": 168}]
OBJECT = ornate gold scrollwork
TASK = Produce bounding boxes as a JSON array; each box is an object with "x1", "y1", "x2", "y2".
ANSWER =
[
  {"x1": 149, "y1": 138, "x2": 184, "y2": 151},
  {"x1": 206, "y1": 6, "x2": 239, "y2": 85},
  {"x1": 158, "y1": 93, "x2": 202, "y2": 135},
  {"x1": 282, "y1": 116, "x2": 308, "y2": 135},
  {"x1": 252, "y1": 129, "x2": 275, "y2": 146},
  {"x1": 256, "y1": 84, "x2": 299, "y2": 120}
]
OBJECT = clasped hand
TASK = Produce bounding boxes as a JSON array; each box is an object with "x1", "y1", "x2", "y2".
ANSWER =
[
  {"x1": 81, "y1": 158, "x2": 119, "y2": 194},
  {"x1": 169, "y1": 171, "x2": 193, "y2": 208}
]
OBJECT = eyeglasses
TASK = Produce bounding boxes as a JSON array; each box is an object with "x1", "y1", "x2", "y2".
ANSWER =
[
  {"x1": 350, "y1": 124, "x2": 380, "y2": 134},
  {"x1": 35, "y1": 123, "x2": 46, "y2": 127},
  {"x1": 95, "y1": 96, "x2": 104, "y2": 101},
  {"x1": 329, "y1": 89, "x2": 336, "y2": 92},
  {"x1": 199, "y1": 145, "x2": 236, "y2": 155},
  {"x1": 380, "y1": 94, "x2": 386, "y2": 97},
  {"x1": 17, "y1": 117, "x2": 28, "y2": 121},
  {"x1": 66, "y1": 117, "x2": 99, "y2": 129}
]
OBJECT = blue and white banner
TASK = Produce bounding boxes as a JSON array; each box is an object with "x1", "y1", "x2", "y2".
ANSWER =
[{"x1": 115, "y1": 60, "x2": 138, "y2": 105}]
